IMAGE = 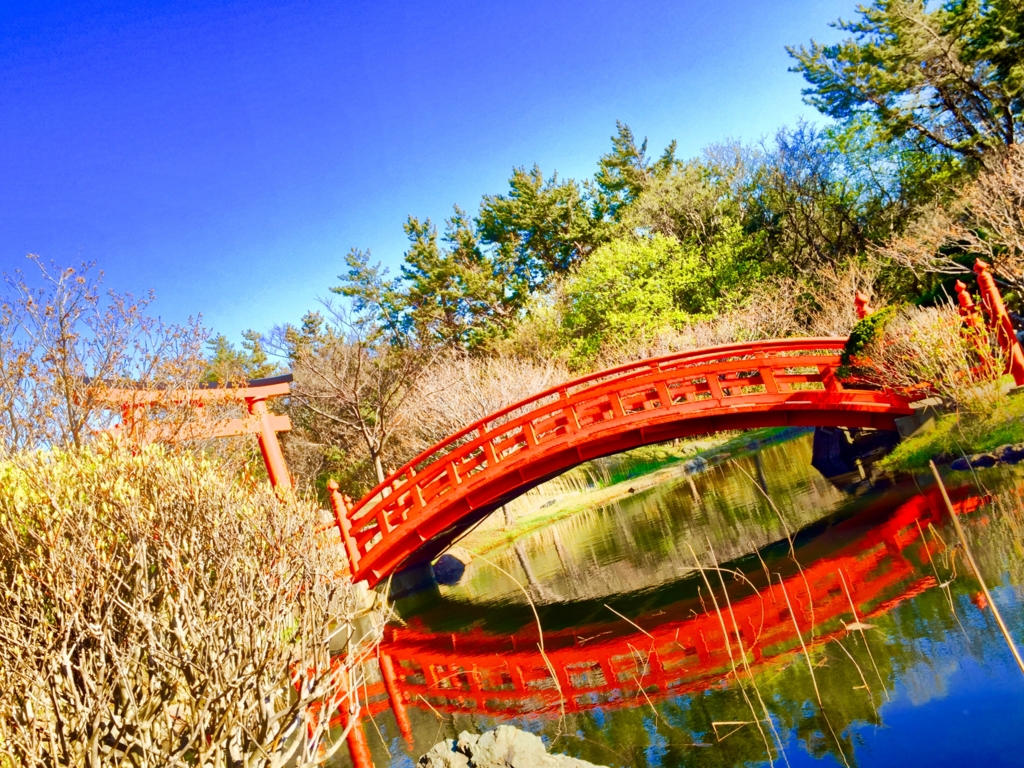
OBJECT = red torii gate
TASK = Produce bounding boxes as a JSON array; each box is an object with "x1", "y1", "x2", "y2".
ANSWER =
[{"x1": 95, "y1": 374, "x2": 294, "y2": 489}]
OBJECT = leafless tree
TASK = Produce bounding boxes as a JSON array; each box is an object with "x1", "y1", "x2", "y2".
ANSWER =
[
  {"x1": 0, "y1": 257, "x2": 207, "y2": 454},
  {"x1": 877, "y1": 146, "x2": 1024, "y2": 293},
  {"x1": 280, "y1": 301, "x2": 439, "y2": 491}
]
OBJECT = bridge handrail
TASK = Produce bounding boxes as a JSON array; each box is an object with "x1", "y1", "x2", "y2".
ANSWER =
[{"x1": 348, "y1": 337, "x2": 849, "y2": 520}]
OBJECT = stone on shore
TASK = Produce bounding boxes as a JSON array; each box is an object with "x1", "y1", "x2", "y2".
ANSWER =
[
  {"x1": 418, "y1": 725, "x2": 609, "y2": 768},
  {"x1": 950, "y1": 443, "x2": 1024, "y2": 471}
]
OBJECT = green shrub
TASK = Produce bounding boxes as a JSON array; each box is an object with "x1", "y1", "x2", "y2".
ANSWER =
[{"x1": 840, "y1": 305, "x2": 899, "y2": 368}]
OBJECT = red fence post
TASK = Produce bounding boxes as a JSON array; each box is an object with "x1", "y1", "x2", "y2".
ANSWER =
[
  {"x1": 973, "y1": 260, "x2": 1024, "y2": 386},
  {"x1": 328, "y1": 481, "x2": 362, "y2": 572},
  {"x1": 954, "y1": 279, "x2": 993, "y2": 375},
  {"x1": 854, "y1": 291, "x2": 873, "y2": 320},
  {"x1": 955, "y1": 279, "x2": 982, "y2": 328}
]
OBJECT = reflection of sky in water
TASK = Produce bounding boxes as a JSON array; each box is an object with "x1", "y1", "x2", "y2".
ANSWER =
[{"x1": 341, "y1": 437, "x2": 1024, "y2": 768}]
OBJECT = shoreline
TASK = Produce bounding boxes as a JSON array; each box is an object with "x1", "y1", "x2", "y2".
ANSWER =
[{"x1": 459, "y1": 426, "x2": 811, "y2": 557}]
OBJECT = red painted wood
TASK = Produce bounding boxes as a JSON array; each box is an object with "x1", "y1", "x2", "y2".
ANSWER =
[
  {"x1": 344, "y1": 487, "x2": 986, "y2": 722},
  {"x1": 341, "y1": 339, "x2": 920, "y2": 586},
  {"x1": 97, "y1": 375, "x2": 294, "y2": 490},
  {"x1": 974, "y1": 259, "x2": 1024, "y2": 386}
]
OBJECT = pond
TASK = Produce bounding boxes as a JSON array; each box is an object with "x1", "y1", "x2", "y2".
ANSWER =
[{"x1": 339, "y1": 432, "x2": 1024, "y2": 767}]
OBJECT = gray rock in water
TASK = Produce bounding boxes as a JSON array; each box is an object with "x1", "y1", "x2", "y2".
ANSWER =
[
  {"x1": 993, "y1": 443, "x2": 1024, "y2": 465},
  {"x1": 971, "y1": 453, "x2": 998, "y2": 468},
  {"x1": 419, "y1": 739, "x2": 471, "y2": 768},
  {"x1": 683, "y1": 456, "x2": 708, "y2": 473},
  {"x1": 950, "y1": 452, "x2": 999, "y2": 470},
  {"x1": 418, "y1": 725, "x2": 608, "y2": 768}
]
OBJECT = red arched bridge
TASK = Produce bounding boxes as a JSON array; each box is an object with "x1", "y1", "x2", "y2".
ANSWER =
[{"x1": 333, "y1": 338, "x2": 922, "y2": 586}]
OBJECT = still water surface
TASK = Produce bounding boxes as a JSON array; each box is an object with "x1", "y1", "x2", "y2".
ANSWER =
[{"x1": 347, "y1": 433, "x2": 1024, "y2": 767}]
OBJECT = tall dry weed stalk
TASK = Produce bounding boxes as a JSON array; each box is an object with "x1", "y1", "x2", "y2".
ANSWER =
[{"x1": 0, "y1": 447, "x2": 373, "y2": 767}]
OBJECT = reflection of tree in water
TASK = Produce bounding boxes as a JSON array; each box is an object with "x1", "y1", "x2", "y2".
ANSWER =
[
  {"x1": 388, "y1": 559, "x2": 1016, "y2": 768},
  {"x1": 538, "y1": 574, "x2": 1009, "y2": 768},
  {"x1": 455, "y1": 436, "x2": 852, "y2": 605}
]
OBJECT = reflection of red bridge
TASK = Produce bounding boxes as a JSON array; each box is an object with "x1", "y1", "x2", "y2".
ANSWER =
[
  {"x1": 351, "y1": 486, "x2": 985, "y2": 740},
  {"x1": 335, "y1": 339, "x2": 919, "y2": 585}
]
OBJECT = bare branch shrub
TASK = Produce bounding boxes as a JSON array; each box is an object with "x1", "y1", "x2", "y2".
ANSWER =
[
  {"x1": 860, "y1": 302, "x2": 1003, "y2": 412},
  {"x1": 405, "y1": 353, "x2": 571, "y2": 451},
  {"x1": 0, "y1": 257, "x2": 207, "y2": 455},
  {"x1": 877, "y1": 145, "x2": 1024, "y2": 292},
  {"x1": 0, "y1": 446, "x2": 377, "y2": 767}
]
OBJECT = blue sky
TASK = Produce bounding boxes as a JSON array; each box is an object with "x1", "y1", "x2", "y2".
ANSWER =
[{"x1": 0, "y1": 0, "x2": 850, "y2": 341}]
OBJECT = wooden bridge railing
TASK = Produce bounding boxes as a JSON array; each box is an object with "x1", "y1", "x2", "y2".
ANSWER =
[{"x1": 336, "y1": 338, "x2": 919, "y2": 584}]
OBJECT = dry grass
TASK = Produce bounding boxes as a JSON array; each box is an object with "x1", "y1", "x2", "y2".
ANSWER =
[{"x1": 864, "y1": 302, "x2": 1005, "y2": 412}]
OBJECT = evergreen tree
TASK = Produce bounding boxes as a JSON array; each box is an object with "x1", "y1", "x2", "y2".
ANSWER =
[
  {"x1": 477, "y1": 165, "x2": 605, "y2": 290},
  {"x1": 790, "y1": 0, "x2": 1024, "y2": 163},
  {"x1": 202, "y1": 331, "x2": 279, "y2": 384},
  {"x1": 593, "y1": 121, "x2": 677, "y2": 221}
]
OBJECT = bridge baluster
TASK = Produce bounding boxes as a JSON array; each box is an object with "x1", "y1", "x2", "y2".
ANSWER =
[
  {"x1": 655, "y1": 379, "x2": 674, "y2": 408},
  {"x1": 705, "y1": 374, "x2": 725, "y2": 401},
  {"x1": 609, "y1": 391, "x2": 626, "y2": 419},
  {"x1": 598, "y1": 658, "x2": 617, "y2": 687},
  {"x1": 820, "y1": 364, "x2": 841, "y2": 393},
  {"x1": 522, "y1": 422, "x2": 539, "y2": 447},
  {"x1": 560, "y1": 389, "x2": 581, "y2": 432},
  {"x1": 482, "y1": 434, "x2": 499, "y2": 466},
  {"x1": 448, "y1": 460, "x2": 462, "y2": 485},
  {"x1": 754, "y1": 353, "x2": 780, "y2": 395}
]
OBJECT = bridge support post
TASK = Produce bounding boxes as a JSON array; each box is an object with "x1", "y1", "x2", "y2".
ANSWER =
[{"x1": 811, "y1": 426, "x2": 900, "y2": 480}]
